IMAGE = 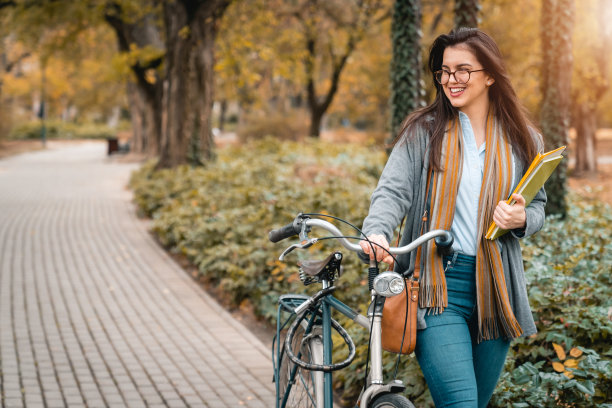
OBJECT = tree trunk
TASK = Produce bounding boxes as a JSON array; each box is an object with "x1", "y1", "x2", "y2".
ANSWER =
[
  {"x1": 572, "y1": 0, "x2": 609, "y2": 177},
  {"x1": 157, "y1": 0, "x2": 229, "y2": 168},
  {"x1": 309, "y1": 107, "x2": 324, "y2": 138},
  {"x1": 218, "y1": 99, "x2": 227, "y2": 132},
  {"x1": 304, "y1": 33, "x2": 339, "y2": 138},
  {"x1": 390, "y1": 0, "x2": 422, "y2": 144},
  {"x1": 126, "y1": 81, "x2": 145, "y2": 153},
  {"x1": 574, "y1": 103, "x2": 598, "y2": 175},
  {"x1": 540, "y1": 0, "x2": 574, "y2": 217},
  {"x1": 454, "y1": 0, "x2": 480, "y2": 29},
  {"x1": 104, "y1": 6, "x2": 163, "y2": 156}
]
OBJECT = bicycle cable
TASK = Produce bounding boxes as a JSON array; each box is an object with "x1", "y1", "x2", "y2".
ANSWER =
[{"x1": 392, "y1": 282, "x2": 410, "y2": 380}]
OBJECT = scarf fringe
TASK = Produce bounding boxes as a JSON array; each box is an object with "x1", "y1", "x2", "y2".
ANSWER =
[
  {"x1": 477, "y1": 315, "x2": 524, "y2": 343},
  {"x1": 418, "y1": 283, "x2": 447, "y2": 313}
]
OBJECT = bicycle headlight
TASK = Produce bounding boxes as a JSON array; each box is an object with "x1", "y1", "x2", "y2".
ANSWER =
[{"x1": 373, "y1": 272, "x2": 405, "y2": 297}]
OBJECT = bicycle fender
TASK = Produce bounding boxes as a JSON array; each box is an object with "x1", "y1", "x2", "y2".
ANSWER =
[{"x1": 360, "y1": 380, "x2": 406, "y2": 408}]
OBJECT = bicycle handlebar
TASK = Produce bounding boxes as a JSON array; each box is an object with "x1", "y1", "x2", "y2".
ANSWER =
[
  {"x1": 268, "y1": 221, "x2": 301, "y2": 243},
  {"x1": 269, "y1": 217, "x2": 453, "y2": 255}
]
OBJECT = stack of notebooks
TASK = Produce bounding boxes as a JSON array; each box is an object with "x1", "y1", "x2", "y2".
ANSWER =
[{"x1": 485, "y1": 145, "x2": 566, "y2": 240}]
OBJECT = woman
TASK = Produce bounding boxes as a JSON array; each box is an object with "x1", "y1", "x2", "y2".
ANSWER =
[{"x1": 359, "y1": 28, "x2": 546, "y2": 407}]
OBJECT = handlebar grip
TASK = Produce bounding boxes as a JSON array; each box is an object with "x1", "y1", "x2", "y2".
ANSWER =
[
  {"x1": 268, "y1": 222, "x2": 300, "y2": 243},
  {"x1": 435, "y1": 231, "x2": 454, "y2": 257}
]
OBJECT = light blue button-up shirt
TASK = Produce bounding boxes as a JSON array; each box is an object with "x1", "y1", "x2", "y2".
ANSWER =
[{"x1": 451, "y1": 112, "x2": 517, "y2": 256}]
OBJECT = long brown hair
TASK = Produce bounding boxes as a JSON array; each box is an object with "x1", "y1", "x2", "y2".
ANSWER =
[{"x1": 397, "y1": 28, "x2": 538, "y2": 170}]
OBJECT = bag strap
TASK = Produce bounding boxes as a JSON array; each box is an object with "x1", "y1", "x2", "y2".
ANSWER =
[{"x1": 413, "y1": 169, "x2": 433, "y2": 280}]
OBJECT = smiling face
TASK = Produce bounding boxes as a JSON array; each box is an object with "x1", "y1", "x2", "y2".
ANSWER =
[{"x1": 440, "y1": 44, "x2": 494, "y2": 117}]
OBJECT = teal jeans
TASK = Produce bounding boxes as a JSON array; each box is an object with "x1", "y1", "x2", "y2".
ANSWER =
[{"x1": 415, "y1": 253, "x2": 510, "y2": 408}]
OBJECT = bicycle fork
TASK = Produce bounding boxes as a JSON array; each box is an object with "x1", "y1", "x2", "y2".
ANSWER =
[{"x1": 358, "y1": 294, "x2": 406, "y2": 407}]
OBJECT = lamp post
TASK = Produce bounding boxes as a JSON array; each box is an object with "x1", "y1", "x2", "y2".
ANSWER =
[{"x1": 39, "y1": 59, "x2": 46, "y2": 147}]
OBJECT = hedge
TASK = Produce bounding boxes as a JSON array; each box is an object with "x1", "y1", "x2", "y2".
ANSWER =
[
  {"x1": 9, "y1": 120, "x2": 117, "y2": 140},
  {"x1": 129, "y1": 138, "x2": 611, "y2": 407}
]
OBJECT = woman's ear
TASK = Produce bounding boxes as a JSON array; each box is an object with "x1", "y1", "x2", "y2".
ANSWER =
[{"x1": 486, "y1": 75, "x2": 495, "y2": 86}]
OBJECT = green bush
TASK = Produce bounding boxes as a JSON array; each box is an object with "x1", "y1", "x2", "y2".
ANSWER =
[
  {"x1": 130, "y1": 138, "x2": 384, "y2": 319},
  {"x1": 129, "y1": 139, "x2": 611, "y2": 407},
  {"x1": 9, "y1": 120, "x2": 116, "y2": 140},
  {"x1": 235, "y1": 111, "x2": 309, "y2": 142}
]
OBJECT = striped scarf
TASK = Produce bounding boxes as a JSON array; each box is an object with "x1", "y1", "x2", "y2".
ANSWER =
[{"x1": 417, "y1": 113, "x2": 523, "y2": 341}]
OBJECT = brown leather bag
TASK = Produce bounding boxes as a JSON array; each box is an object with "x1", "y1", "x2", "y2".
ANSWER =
[
  {"x1": 381, "y1": 270, "x2": 420, "y2": 355},
  {"x1": 380, "y1": 214, "x2": 422, "y2": 355}
]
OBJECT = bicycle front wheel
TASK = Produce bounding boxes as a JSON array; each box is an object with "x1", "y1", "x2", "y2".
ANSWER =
[
  {"x1": 278, "y1": 318, "x2": 324, "y2": 407},
  {"x1": 369, "y1": 393, "x2": 415, "y2": 408}
]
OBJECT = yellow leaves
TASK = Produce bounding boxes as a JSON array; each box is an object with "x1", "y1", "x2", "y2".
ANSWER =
[
  {"x1": 552, "y1": 343, "x2": 585, "y2": 379},
  {"x1": 179, "y1": 26, "x2": 191, "y2": 39},
  {"x1": 553, "y1": 342, "x2": 566, "y2": 360},
  {"x1": 145, "y1": 69, "x2": 157, "y2": 84},
  {"x1": 564, "y1": 359, "x2": 578, "y2": 368},
  {"x1": 126, "y1": 44, "x2": 165, "y2": 68},
  {"x1": 269, "y1": 259, "x2": 287, "y2": 282},
  {"x1": 3, "y1": 24, "x2": 128, "y2": 120},
  {"x1": 569, "y1": 347, "x2": 584, "y2": 358},
  {"x1": 552, "y1": 362, "x2": 566, "y2": 372}
]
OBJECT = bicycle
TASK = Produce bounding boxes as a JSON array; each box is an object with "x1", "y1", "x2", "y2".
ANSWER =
[{"x1": 269, "y1": 213, "x2": 453, "y2": 408}]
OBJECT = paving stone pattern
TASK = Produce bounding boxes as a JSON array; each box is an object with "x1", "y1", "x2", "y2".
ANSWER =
[{"x1": 0, "y1": 142, "x2": 275, "y2": 407}]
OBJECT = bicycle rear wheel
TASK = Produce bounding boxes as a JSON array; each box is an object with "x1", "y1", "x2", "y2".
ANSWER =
[{"x1": 278, "y1": 316, "x2": 323, "y2": 407}]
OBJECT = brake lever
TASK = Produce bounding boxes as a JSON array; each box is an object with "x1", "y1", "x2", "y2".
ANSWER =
[{"x1": 279, "y1": 238, "x2": 318, "y2": 261}]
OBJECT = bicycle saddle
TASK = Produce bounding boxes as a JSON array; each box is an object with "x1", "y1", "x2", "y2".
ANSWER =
[{"x1": 298, "y1": 251, "x2": 343, "y2": 276}]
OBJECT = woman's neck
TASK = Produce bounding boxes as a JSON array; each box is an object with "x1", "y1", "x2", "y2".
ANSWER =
[{"x1": 460, "y1": 102, "x2": 490, "y2": 147}]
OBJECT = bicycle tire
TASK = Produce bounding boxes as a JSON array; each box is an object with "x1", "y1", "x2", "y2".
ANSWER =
[
  {"x1": 369, "y1": 393, "x2": 416, "y2": 408},
  {"x1": 285, "y1": 308, "x2": 355, "y2": 372},
  {"x1": 278, "y1": 319, "x2": 322, "y2": 407}
]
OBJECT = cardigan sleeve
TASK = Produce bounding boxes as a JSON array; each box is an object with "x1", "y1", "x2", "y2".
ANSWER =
[
  {"x1": 511, "y1": 186, "x2": 547, "y2": 239},
  {"x1": 361, "y1": 141, "x2": 414, "y2": 243}
]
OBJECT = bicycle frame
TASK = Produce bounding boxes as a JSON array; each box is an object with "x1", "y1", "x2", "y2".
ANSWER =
[{"x1": 274, "y1": 277, "x2": 394, "y2": 408}]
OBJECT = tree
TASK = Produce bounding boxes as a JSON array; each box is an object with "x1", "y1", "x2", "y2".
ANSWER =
[
  {"x1": 540, "y1": 0, "x2": 574, "y2": 217},
  {"x1": 104, "y1": 2, "x2": 164, "y2": 156},
  {"x1": 454, "y1": 0, "x2": 480, "y2": 28},
  {"x1": 0, "y1": 2, "x2": 126, "y2": 131},
  {"x1": 214, "y1": 0, "x2": 290, "y2": 125},
  {"x1": 5, "y1": 0, "x2": 230, "y2": 168},
  {"x1": 571, "y1": 0, "x2": 610, "y2": 175},
  {"x1": 390, "y1": 0, "x2": 422, "y2": 142},
  {"x1": 156, "y1": 0, "x2": 230, "y2": 168},
  {"x1": 280, "y1": 0, "x2": 388, "y2": 137}
]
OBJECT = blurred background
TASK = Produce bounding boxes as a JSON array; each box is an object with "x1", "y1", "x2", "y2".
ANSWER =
[{"x1": 1, "y1": 1, "x2": 611, "y2": 175}]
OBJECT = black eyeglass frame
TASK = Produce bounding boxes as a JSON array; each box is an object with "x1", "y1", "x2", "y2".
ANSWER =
[{"x1": 434, "y1": 68, "x2": 487, "y2": 85}]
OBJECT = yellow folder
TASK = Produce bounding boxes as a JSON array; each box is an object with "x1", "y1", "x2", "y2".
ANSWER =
[{"x1": 485, "y1": 145, "x2": 566, "y2": 240}]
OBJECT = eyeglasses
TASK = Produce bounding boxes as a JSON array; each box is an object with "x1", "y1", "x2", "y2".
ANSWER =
[{"x1": 434, "y1": 68, "x2": 486, "y2": 85}]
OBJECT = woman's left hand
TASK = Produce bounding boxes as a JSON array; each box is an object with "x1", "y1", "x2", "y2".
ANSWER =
[{"x1": 493, "y1": 194, "x2": 527, "y2": 230}]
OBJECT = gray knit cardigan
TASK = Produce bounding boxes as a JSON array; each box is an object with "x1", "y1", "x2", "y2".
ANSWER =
[{"x1": 361, "y1": 123, "x2": 546, "y2": 338}]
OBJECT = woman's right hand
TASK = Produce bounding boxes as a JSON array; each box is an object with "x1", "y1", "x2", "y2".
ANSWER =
[{"x1": 360, "y1": 234, "x2": 393, "y2": 264}]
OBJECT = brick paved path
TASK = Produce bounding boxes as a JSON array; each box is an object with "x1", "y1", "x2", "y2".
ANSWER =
[{"x1": 0, "y1": 142, "x2": 275, "y2": 407}]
